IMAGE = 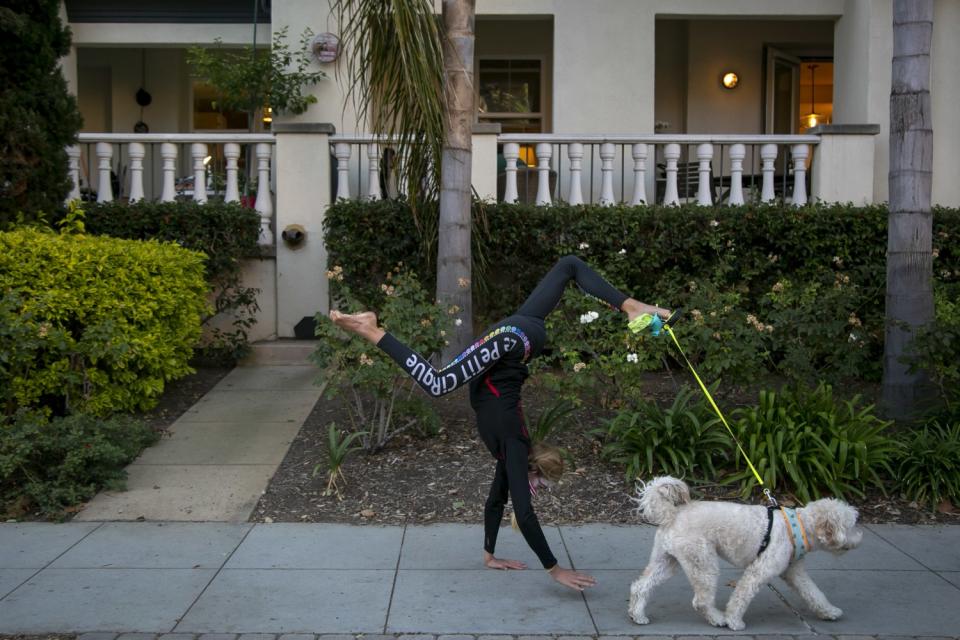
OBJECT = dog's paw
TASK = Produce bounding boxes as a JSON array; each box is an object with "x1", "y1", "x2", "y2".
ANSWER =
[
  {"x1": 817, "y1": 606, "x2": 843, "y2": 620},
  {"x1": 628, "y1": 610, "x2": 650, "y2": 625},
  {"x1": 705, "y1": 611, "x2": 726, "y2": 628},
  {"x1": 725, "y1": 617, "x2": 746, "y2": 631}
]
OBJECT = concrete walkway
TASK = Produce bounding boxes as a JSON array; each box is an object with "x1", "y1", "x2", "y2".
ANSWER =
[
  {"x1": 1, "y1": 522, "x2": 958, "y2": 636},
  {"x1": 76, "y1": 365, "x2": 323, "y2": 522}
]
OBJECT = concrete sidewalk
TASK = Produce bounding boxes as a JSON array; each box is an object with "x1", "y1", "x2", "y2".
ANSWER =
[
  {"x1": 1, "y1": 522, "x2": 958, "y2": 637},
  {"x1": 75, "y1": 365, "x2": 323, "y2": 522}
]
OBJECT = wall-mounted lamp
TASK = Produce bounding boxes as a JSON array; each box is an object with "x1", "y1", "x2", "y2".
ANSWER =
[
  {"x1": 721, "y1": 72, "x2": 739, "y2": 89},
  {"x1": 262, "y1": 106, "x2": 273, "y2": 125}
]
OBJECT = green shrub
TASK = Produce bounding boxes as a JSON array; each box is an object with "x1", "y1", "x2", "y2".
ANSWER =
[
  {"x1": 596, "y1": 386, "x2": 726, "y2": 483},
  {"x1": 0, "y1": 410, "x2": 158, "y2": 518},
  {"x1": 724, "y1": 384, "x2": 897, "y2": 502},
  {"x1": 895, "y1": 419, "x2": 960, "y2": 510},
  {"x1": 905, "y1": 283, "x2": 960, "y2": 412},
  {"x1": 72, "y1": 200, "x2": 262, "y2": 362},
  {"x1": 0, "y1": 227, "x2": 209, "y2": 416},
  {"x1": 324, "y1": 200, "x2": 960, "y2": 385},
  {"x1": 312, "y1": 266, "x2": 450, "y2": 450}
]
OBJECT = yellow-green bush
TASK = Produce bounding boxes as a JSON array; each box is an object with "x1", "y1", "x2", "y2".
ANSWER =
[{"x1": 0, "y1": 228, "x2": 209, "y2": 416}]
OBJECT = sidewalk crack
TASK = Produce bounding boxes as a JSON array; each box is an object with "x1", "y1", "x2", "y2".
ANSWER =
[
  {"x1": 383, "y1": 522, "x2": 407, "y2": 634},
  {"x1": 557, "y1": 524, "x2": 599, "y2": 636}
]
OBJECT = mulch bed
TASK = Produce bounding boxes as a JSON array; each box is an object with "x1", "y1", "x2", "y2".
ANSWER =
[{"x1": 253, "y1": 372, "x2": 959, "y2": 527}]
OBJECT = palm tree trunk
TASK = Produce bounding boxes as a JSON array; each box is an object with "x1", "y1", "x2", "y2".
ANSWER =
[
  {"x1": 437, "y1": 0, "x2": 476, "y2": 359},
  {"x1": 883, "y1": 0, "x2": 935, "y2": 419}
]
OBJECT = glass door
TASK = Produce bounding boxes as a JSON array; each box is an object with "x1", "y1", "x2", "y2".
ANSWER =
[{"x1": 765, "y1": 48, "x2": 801, "y2": 134}]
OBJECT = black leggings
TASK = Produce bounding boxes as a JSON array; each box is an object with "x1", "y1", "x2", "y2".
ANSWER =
[{"x1": 516, "y1": 254, "x2": 629, "y2": 320}]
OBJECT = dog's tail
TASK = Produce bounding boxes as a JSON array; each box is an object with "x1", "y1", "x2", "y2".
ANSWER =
[{"x1": 633, "y1": 476, "x2": 691, "y2": 526}]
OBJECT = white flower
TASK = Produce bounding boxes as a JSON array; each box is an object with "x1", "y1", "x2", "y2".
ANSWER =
[
  {"x1": 709, "y1": 220, "x2": 719, "y2": 227},
  {"x1": 573, "y1": 362, "x2": 587, "y2": 372},
  {"x1": 848, "y1": 332, "x2": 858, "y2": 343},
  {"x1": 579, "y1": 311, "x2": 600, "y2": 324},
  {"x1": 454, "y1": 318, "x2": 462, "y2": 326},
  {"x1": 578, "y1": 242, "x2": 590, "y2": 250},
  {"x1": 618, "y1": 248, "x2": 627, "y2": 255},
  {"x1": 626, "y1": 353, "x2": 638, "y2": 363}
]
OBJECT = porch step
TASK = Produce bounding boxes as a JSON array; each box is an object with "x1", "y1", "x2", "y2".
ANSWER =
[{"x1": 241, "y1": 339, "x2": 317, "y2": 366}]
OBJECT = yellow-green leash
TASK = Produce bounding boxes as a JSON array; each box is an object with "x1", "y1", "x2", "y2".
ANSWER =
[{"x1": 631, "y1": 312, "x2": 769, "y2": 497}]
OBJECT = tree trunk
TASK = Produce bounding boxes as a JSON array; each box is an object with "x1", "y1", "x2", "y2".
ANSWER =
[
  {"x1": 883, "y1": 0, "x2": 935, "y2": 419},
  {"x1": 437, "y1": 0, "x2": 476, "y2": 359}
]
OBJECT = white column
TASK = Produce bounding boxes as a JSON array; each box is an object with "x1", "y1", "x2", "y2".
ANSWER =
[
  {"x1": 95, "y1": 142, "x2": 113, "y2": 203},
  {"x1": 367, "y1": 143, "x2": 382, "y2": 200},
  {"x1": 535, "y1": 143, "x2": 553, "y2": 206},
  {"x1": 160, "y1": 143, "x2": 177, "y2": 202},
  {"x1": 662, "y1": 143, "x2": 681, "y2": 206},
  {"x1": 790, "y1": 144, "x2": 809, "y2": 206},
  {"x1": 629, "y1": 143, "x2": 648, "y2": 206},
  {"x1": 502, "y1": 142, "x2": 520, "y2": 203},
  {"x1": 567, "y1": 143, "x2": 584, "y2": 205},
  {"x1": 695, "y1": 143, "x2": 713, "y2": 206},
  {"x1": 66, "y1": 145, "x2": 81, "y2": 202},
  {"x1": 728, "y1": 143, "x2": 746, "y2": 205},
  {"x1": 128, "y1": 142, "x2": 145, "y2": 202},
  {"x1": 760, "y1": 143, "x2": 778, "y2": 203},
  {"x1": 224, "y1": 143, "x2": 241, "y2": 203},
  {"x1": 255, "y1": 142, "x2": 274, "y2": 245},
  {"x1": 598, "y1": 142, "x2": 616, "y2": 206},
  {"x1": 334, "y1": 142, "x2": 351, "y2": 200},
  {"x1": 191, "y1": 143, "x2": 208, "y2": 204},
  {"x1": 470, "y1": 125, "x2": 500, "y2": 202}
]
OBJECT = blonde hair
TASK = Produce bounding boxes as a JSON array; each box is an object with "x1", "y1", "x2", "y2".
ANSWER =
[{"x1": 529, "y1": 442, "x2": 564, "y2": 483}]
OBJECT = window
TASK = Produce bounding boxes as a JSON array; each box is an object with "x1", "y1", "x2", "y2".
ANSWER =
[
  {"x1": 192, "y1": 81, "x2": 251, "y2": 131},
  {"x1": 477, "y1": 58, "x2": 543, "y2": 134}
]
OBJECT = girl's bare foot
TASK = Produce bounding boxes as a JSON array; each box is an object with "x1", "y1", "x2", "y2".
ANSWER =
[
  {"x1": 329, "y1": 310, "x2": 385, "y2": 344},
  {"x1": 622, "y1": 298, "x2": 671, "y2": 323}
]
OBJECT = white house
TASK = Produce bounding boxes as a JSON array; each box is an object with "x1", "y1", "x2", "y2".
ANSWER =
[{"x1": 58, "y1": 0, "x2": 960, "y2": 341}]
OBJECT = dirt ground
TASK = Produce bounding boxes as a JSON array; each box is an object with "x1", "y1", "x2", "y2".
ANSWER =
[{"x1": 253, "y1": 372, "x2": 959, "y2": 527}]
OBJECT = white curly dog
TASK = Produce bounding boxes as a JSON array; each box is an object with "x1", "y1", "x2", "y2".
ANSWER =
[{"x1": 628, "y1": 476, "x2": 862, "y2": 631}]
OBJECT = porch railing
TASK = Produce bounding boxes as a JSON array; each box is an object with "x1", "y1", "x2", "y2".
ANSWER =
[
  {"x1": 497, "y1": 134, "x2": 820, "y2": 207},
  {"x1": 70, "y1": 133, "x2": 276, "y2": 245}
]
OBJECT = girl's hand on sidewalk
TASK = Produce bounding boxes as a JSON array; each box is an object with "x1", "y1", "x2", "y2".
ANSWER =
[
  {"x1": 548, "y1": 565, "x2": 597, "y2": 591},
  {"x1": 483, "y1": 551, "x2": 527, "y2": 570}
]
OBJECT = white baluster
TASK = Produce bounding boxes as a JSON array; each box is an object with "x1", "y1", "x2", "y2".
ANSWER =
[
  {"x1": 255, "y1": 143, "x2": 274, "y2": 245},
  {"x1": 367, "y1": 143, "x2": 382, "y2": 200},
  {"x1": 224, "y1": 143, "x2": 240, "y2": 203},
  {"x1": 128, "y1": 142, "x2": 145, "y2": 202},
  {"x1": 598, "y1": 143, "x2": 616, "y2": 206},
  {"x1": 334, "y1": 142, "x2": 352, "y2": 201},
  {"x1": 567, "y1": 143, "x2": 584, "y2": 206},
  {"x1": 791, "y1": 144, "x2": 809, "y2": 206},
  {"x1": 662, "y1": 143, "x2": 681, "y2": 206},
  {"x1": 728, "y1": 144, "x2": 746, "y2": 205},
  {"x1": 696, "y1": 143, "x2": 713, "y2": 206},
  {"x1": 160, "y1": 143, "x2": 177, "y2": 202},
  {"x1": 502, "y1": 143, "x2": 520, "y2": 204},
  {"x1": 191, "y1": 143, "x2": 208, "y2": 203},
  {"x1": 629, "y1": 143, "x2": 648, "y2": 206},
  {"x1": 535, "y1": 143, "x2": 552, "y2": 206},
  {"x1": 66, "y1": 145, "x2": 81, "y2": 202},
  {"x1": 95, "y1": 142, "x2": 113, "y2": 203},
  {"x1": 760, "y1": 143, "x2": 778, "y2": 203}
]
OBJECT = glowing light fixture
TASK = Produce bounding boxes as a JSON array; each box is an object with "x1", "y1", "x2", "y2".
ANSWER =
[
  {"x1": 262, "y1": 106, "x2": 273, "y2": 125},
  {"x1": 803, "y1": 64, "x2": 822, "y2": 129},
  {"x1": 721, "y1": 72, "x2": 739, "y2": 89}
]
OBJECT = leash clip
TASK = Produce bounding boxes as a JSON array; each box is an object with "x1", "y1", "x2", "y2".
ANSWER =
[{"x1": 763, "y1": 488, "x2": 778, "y2": 508}]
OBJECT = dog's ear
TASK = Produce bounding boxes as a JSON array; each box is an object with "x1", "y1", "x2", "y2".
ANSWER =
[
  {"x1": 814, "y1": 518, "x2": 838, "y2": 547},
  {"x1": 657, "y1": 480, "x2": 690, "y2": 505}
]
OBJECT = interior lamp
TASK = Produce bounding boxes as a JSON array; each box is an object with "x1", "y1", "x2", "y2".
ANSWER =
[
  {"x1": 721, "y1": 72, "x2": 739, "y2": 89},
  {"x1": 803, "y1": 64, "x2": 822, "y2": 129}
]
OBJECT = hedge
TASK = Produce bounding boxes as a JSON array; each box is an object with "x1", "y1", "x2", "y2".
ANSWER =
[
  {"x1": 0, "y1": 227, "x2": 209, "y2": 416},
  {"x1": 324, "y1": 200, "x2": 960, "y2": 384}
]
